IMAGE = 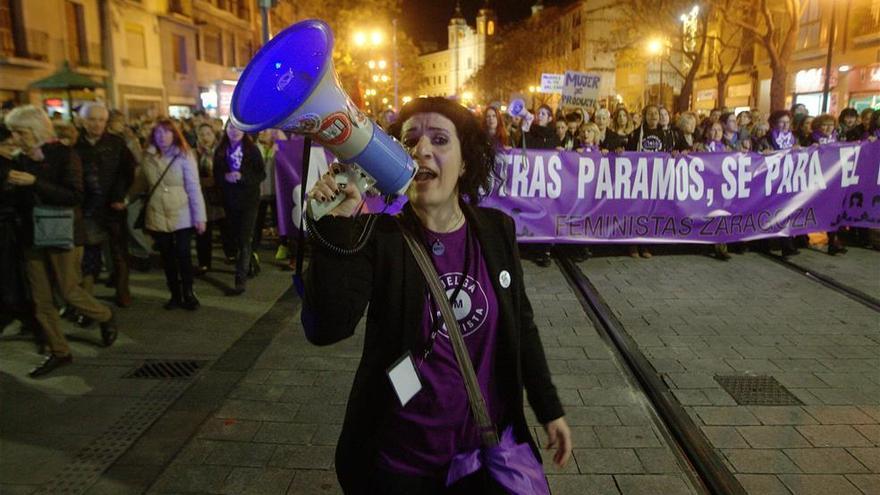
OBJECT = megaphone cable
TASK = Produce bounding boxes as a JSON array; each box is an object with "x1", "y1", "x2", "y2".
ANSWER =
[{"x1": 304, "y1": 196, "x2": 395, "y2": 256}]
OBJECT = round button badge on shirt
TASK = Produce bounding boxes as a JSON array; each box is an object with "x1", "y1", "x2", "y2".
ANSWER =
[{"x1": 499, "y1": 270, "x2": 511, "y2": 289}]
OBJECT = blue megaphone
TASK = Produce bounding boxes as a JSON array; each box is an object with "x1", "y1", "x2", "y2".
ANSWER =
[{"x1": 230, "y1": 19, "x2": 415, "y2": 197}]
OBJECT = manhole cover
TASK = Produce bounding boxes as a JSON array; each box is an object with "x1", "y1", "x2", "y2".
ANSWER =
[
  {"x1": 123, "y1": 360, "x2": 205, "y2": 379},
  {"x1": 714, "y1": 375, "x2": 803, "y2": 405}
]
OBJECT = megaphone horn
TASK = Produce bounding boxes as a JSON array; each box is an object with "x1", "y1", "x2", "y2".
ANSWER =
[{"x1": 230, "y1": 19, "x2": 415, "y2": 197}]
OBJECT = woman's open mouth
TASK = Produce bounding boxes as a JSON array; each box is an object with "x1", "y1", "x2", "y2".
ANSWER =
[{"x1": 414, "y1": 168, "x2": 438, "y2": 183}]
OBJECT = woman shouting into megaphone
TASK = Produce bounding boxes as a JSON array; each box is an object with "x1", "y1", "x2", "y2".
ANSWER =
[{"x1": 305, "y1": 97, "x2": 571, "y2": 495}]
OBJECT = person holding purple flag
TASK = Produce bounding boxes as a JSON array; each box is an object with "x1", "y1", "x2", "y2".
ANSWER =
[{"x1": 304, "y1": 97, "x2": 571, "y2": 494}]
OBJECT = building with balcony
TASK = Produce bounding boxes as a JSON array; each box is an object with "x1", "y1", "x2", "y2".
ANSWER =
[
  {"x1": 416, "y1": 2, "x2": 497, "y2": 98},
  {"x1": 192, "y1": 0, "x2": 257, "y2": 119},
  {"x1": 527, "y1": 0, "x2": 623, "y2": 109},
  {"x1": 691, "y1": 0, "x2": 880, "y2": 116},
  {"x1": 0, "y1": 0, "x2": 108, "y2": 114}
]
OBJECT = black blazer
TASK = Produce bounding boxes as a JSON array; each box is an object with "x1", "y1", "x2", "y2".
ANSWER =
[
  {"x1": 212, "y1": 140, "x2": 265, "y2": 211},
  {"x1": 303, "y1": 203, "x2": 564, "y2": 493}
]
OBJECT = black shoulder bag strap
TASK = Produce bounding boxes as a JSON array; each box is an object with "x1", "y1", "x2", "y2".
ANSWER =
[
  {"x1": 398, "y1": 221, "x2": 500, "y2": 448},
  {"x1": 143, "y1": 153, "x2": 180, "y2": 206}
]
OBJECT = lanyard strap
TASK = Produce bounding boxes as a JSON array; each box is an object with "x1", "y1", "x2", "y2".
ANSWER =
[{"x1": 399, "y1": 220, "x2": 499, "y2": 448}]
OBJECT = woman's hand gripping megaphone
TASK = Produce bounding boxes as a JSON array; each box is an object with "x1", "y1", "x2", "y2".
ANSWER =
[{"x1": 307, "y1": 163, "x2": 369, "y2": 220}]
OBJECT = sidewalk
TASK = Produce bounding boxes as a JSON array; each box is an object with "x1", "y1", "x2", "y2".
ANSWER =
[
  {"x1": 583, "y1": 250, "x2": 880, "y2": 495},
  {"x1": 0, "y1": 248, "x2": 292, "y2": 495},
  {"x1": 146, "y1": 261, "x2": 701, "y2": 495}
]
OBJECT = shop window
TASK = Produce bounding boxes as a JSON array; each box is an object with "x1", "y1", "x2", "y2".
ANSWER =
[
  {"x1": 487, "y1": 21, "x2": 494, "y2": 35},
  {"x1": 173, "y1": 34, "x2": 187, "y2": 74},
  {"x1": 124, "y1": 24, "x2": 146, "y2": 68},
  {"x1": 797, "y1": 0, "x2": 820, "y2": 50}
]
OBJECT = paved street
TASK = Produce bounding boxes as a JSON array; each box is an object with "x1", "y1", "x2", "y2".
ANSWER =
[
  {"x1": 0, "y1": 248, "x2": 292, "y2": 495},
  {"x1": 1, "y1": 245, "x2": 878, "y2": 495},
  {"x1": 146, "y1": 261, "x2": 700, "y2": 495},
  {"x1": 584, "y1": 248, "x2": 880, "y2": 495}
]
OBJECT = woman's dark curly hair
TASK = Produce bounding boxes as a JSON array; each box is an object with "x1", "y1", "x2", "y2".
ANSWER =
[{"x1": 387, "y1": 97, "x2": 495, "y2": 205}]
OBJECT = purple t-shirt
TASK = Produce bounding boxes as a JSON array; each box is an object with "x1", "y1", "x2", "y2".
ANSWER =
[{"x1": 377, "y1": 221, "x2": 503, "y2": 476}]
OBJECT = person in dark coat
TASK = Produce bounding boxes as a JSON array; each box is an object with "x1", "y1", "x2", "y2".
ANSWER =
[
  {"x1": 0, "y1": 123, "x2": 42, "y2": 344},
  {"x1": 304, "y1": 97, "x2": 572, "y2": 494},
  {"x1": 522, "y1": 104, "x2": 557, "y2": 267},
  {"x1": 213, "y1": 121, "x2": 265, "y2": 294},
  {"x1": 524, "y1": 104, "x2": 559, "y2": 150},
  {"x1": 625, "y1": 104, "x2": 672, "y2": 258},
  {"x1": 601, "y1": 107, "x2": 630, "y2": 152},
  {"x1": 5, "y1": 105, "x2": 118, "y2": 378},
  {"x1": 74, "y1": 102, "x2": 136, "y2": 307}
]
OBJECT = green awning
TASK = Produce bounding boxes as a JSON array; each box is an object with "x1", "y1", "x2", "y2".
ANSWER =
[{"x1": 29, "y1": 61, "x2": 103, "y2": 90}]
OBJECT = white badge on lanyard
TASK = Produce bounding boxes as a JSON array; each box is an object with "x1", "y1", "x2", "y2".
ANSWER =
[{"x1": 386, "y1": 352, "x2": 422, "y2": 407}]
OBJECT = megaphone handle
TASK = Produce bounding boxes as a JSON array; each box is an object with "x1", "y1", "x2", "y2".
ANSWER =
[{"x1": 307, "y1": 174, "x2": 350, "y2": 221}]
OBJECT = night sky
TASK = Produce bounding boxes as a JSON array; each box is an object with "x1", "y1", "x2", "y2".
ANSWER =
[{"x1": 400, "y1": 0, "x2": 574, "y2": 51}]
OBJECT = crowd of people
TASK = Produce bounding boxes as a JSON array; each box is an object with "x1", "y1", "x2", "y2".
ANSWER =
[
  {"x1": 0, "y1": 103, "x2": 287, "y2": 377},
  {"x1": 1, "y1": 97, "x2": 878, "y2": 378},
  {"x1": 482, "y1": 101, "x2": 880, "y2": 263}
]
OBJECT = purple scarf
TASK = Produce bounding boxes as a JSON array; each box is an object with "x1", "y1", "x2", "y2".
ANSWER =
[
  {"x1": 704, "y1": 140, "x2": 725, "y2": 152},
  {"x1": 811, "y1": 129, "x2": 837, "y2": 145},
  {"x1": 771, "y1": 129, "x2": 795, "y2": 150}
]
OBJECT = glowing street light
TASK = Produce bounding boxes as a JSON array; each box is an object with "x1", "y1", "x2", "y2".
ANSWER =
[
  {"x1": 372, "y1": 75, "x2": 379, "y2": 82},
  {"x1": 378, "y1": 60, "x2": 387, "y2": 70},
  {"x1": 380, "y1": 74, "x2": 389, "y2": 82},
  {"x1": 367, "y1": 60, "x2": 376, "y2": 69},
  {"x1": 646, "y1": 38, "x2": 663, "y2": 55},
  {"x1": 353, "y1": 32, "x2": 367, "y2": 46},
  {"x1": 528, "y1": 86, "x2": 536, "y2": 93},
  {"x1": 462, "y1": 91, "x2": 474, "y2": 101},
  {"x1": 370, "y1": 30, "x2": 383, "y2": 46},
  {"x1": 402, "y1": 96, "x2": 412, "y2": 104},
  {"x1": 382, "y1": 97, "x2": 389, "y2": 104}
]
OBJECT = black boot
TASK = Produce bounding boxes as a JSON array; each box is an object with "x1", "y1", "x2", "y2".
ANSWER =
[
  {"x1": 164, "y1": 284, "x2": 183, "y2": 310},
  {"x1": 99, "y1": 312, "x2": 118, "y2": 347},
  {"x1": 181, "y1": 284, "x2": 200, "y2": 310},
  {"x1": 228, "y1": 276, "x2": 245, "y2": 296}
]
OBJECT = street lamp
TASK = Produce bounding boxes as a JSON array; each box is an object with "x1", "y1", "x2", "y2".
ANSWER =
[
  {"x1": 647, "y1": 37, "x2": 664, "y2": 106},
  {"x1": 353, "y1": 32, "x2": 368, "y2": 47}
]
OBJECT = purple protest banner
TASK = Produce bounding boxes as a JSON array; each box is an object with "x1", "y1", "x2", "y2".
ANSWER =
[
  {"x1": 273, "y1": 139, "x2": 880, "y2": 243},
  {"x1": 274, "y1": 137, "x2": 334, "y2": 237},
  {"x1": 482, "y1": 141, "x2": 880, "y2": 244}
]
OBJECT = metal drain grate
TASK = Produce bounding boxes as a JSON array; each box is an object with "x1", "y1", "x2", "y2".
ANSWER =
[
  {"x1": 714, "y1": 375, "x2": 803, "y2": 405},
  {"x1": 124, "y1": 359, "x2": 204, "y2": 379}
]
